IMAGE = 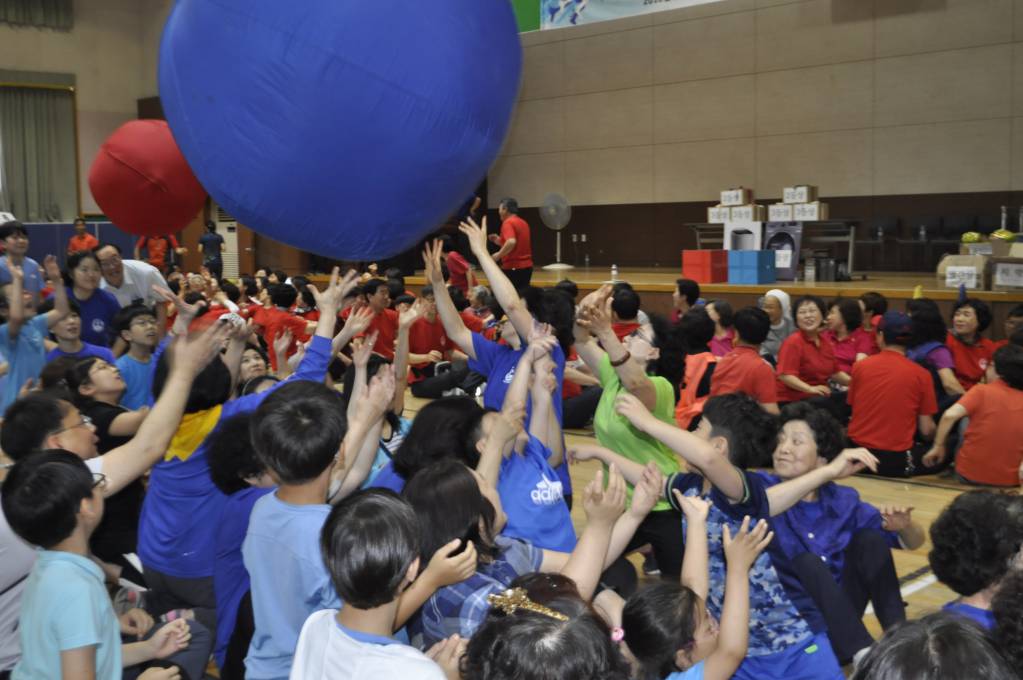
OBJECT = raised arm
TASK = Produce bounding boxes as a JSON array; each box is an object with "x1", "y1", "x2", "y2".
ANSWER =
[
  {"x1": 99, "y1": 322, "x2": 231, "y2": 495},
  {"x1": 568, "y1": 441, "x2": 648, "y2": 487},
  {"x1": 41, "y1": 256, "x2": 70, "y2": 328},
  {"x1": 604, "y1": 463, "x2": 662, "y2": 572},
  {"x1": 765, "y1": 448, "x2": 878, "y2": 516},
  {"x1": 393, "y1": 301, "x2": 424, "y2": 416},
  {"x1": 577, "y1": 289, "x2": 657, "y2": 410},
  {"x1": 424, "y1": 239, "x2": 474, "y2": 357},
  {"x1": 331, "y1": 365, "x2": 394, "y2": 498},
  {"x1": 675, "y1": 494, "x2": 710, "y2": 599},
  {"x1": 704, "y1": 519, "x2": 772, "y2": 680},
  {"x1": 331, "y1": 304, "x2": 374, "y2": 356},
  {"x1": 460, "y1": 217, "x2": 533, "y2": 343},
  {"x1": 542, "y1": 466, "x2": 626, "y2": 600},
  {"x1": 615, "y1": 392, "x2": 746, "y2": 503},
  {"x1": 5, "y1": 259, "x2": 25, "y2": 338}
]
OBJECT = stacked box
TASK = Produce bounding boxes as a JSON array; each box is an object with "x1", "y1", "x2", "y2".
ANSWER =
[
  {"x1": 991, "y1": 257, "x2": 1023, "y2": 292},
  {"x1": 721, "y1": 188, "x2": 753, "y2": 206},
  {"x1": 783, "y1": 185, "x2": 818, "y2": 204},
  {"x1": 728, "y1": 250, "x2": 776, "y2": 285},
  {"x1": 793, "y1": 202, "x2": 829, "y2": 221},
  {"x1": 707, "y1": 205, "x2": 731, "y2": 223},
  {"x1": 682, "y1": 249, "x2": 729, "y2": 284},
  {"x1": 768, "y1": 204, "x2": 795, "y2": 221},
  {"x1": 936, "y1": 254, "x2": 989, "y2": 290},
  {"x1": 729, "y1": 204, "x2": 766, "y2": 222}
]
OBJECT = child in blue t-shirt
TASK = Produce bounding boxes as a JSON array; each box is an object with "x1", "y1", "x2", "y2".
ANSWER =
[
  {"x1": 622, "y1": 496, "x2": 771, "y2": 680},
  {"x1": 40, "y1": 297, "x2": 116, "y2": 365},
  {"x1": 243, "y1": 376, "x2": 475, "y2": 680},
  {"x1": 0, "y1": 255, "x2": 69, "y2": 413},
  {"x1": 1, "y1": 451, "x2": 205, "y2": 679},
  {"x1": 113, "y1": 304, "x2": 160, "y2": 410}
]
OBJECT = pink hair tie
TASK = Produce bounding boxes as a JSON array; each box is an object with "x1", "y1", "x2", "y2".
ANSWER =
[{"x1": 611, "y1": 627, "x2": 625, "y2": 642}]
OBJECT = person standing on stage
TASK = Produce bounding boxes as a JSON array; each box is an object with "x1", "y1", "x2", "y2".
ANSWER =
[{"x1": 488, "y1": 197, "x2": 533, "y2": 291}]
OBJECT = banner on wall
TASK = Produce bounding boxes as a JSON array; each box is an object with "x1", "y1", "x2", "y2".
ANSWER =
[{"x1": 541, "y1": 0, "x2": 726, "y2": 29}]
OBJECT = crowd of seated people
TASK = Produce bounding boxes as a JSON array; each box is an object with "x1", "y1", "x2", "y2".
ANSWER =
[{"x1": 0, "y1": 215, "x2": 1021, "y2": 680}]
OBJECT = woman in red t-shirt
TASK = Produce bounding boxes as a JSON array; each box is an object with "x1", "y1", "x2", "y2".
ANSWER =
[
  {"x1": 823, "y1": 298, "x2": 872, "y2": 374},
  {"x1": 946, "y1": 299, "x2": 997, "y2": 392},
  {"x1": 776, "y1": 295, "x2": 846, "y2": 403}
]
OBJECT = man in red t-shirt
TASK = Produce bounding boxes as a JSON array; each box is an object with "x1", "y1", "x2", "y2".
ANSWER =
[
  {"x1": 341, "y1": 278, "x2": 399, "y2": 360},
  {"x1": 488, "y1": 197, "x2": 533, "y2": 291},
  {"x1": 67, "y1": 218, "x2": 99, "y2": 255},
  {"x1": 847, "y1": 312, "x2": 937, "y2": 477},
  {"x1": 250, "y1": 283, "x2": 314, "y2": 371},
  {"x1": 407, "y1": 285, "x2": 471, "y2": 398},
  {"x1": 134, "y1": 234, "x2": 185, "y2": 274},
  {"x1": 440, "y1": 235, "x2": 475, "y2": 296},
  {"x1": 711, "y1": 307, "x2": 779, "y2": 414}
]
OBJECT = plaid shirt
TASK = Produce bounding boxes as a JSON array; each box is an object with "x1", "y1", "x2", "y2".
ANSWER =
[{"x1": 408, "y1": 535, "x2": 543, "y2": 649}]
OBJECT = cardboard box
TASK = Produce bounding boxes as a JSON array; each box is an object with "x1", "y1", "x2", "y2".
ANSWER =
[
  {"x1": 991, "y1": 257, "x2": 1023, "y2": 291},
  {"x1": 783, "y1": 185, "x2": 818, "y2": 204},
  {"x1": 728, "y1": 250, "x2": 777, "y2": 285},
  {"x1": 729, "y1": 204, "x2": 766, "y2": 222},
  {"x1": 768, "y1": 203, "x2": 795, "y2": 221},
  {"x1": 936, "y1": 254, "x2": 990, "y2": 290},
  {"x1": 682, "y1": 249, "x2": 729, "y2": 284},
  {"x1": 720, "y1": 188, "x2": 753, "y2": 207},
  {"x1": 793, "y1": 202, "x2": 830, "y2": 221},
  {"x1": 958, "y1": 240, "x2": 1020, "y2": 257},
  {"x1": 707, "y1": 205, "x2": 731, "y2": 223}
]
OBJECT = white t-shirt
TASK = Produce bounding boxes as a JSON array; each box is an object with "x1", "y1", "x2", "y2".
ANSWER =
[
  {"x1": 100, "y1": 259, "x2": 168, "y2": 308},
  {"x1": 289, "y1": 610, "x2": 446, "y2": 680},
  {"x1": 0, "y1": 457, "x2": 103, "y2": 671}
]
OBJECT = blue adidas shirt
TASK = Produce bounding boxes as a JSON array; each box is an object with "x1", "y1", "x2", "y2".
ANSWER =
[
  {"x1": 468, "y1": 333, "x2": 572, "y2": 496},
  {"x1": 498, "y1": 435, "x2": 576, "y2": 552}
]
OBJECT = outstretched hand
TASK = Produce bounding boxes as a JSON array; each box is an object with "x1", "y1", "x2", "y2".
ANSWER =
[
  {"x1": 309, "y1": 267, "x2": 359, "y2": 313},
  {"x1": 826, "y1": 448, "x2": 879, "y2": 479},
  {"x1": 458, "y1": 216, "x2": 490, "y2": 256}
]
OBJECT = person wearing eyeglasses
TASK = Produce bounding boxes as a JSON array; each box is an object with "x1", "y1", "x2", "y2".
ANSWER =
[
  {"x1": 95, "y1": 243, "x2": 170, "y2": 338},
  {"x1": 0, "y1": 322, "x2": 230, "y2": 678}
]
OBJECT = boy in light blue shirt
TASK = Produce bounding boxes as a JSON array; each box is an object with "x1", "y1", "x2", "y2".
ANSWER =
[
  {"x1": 0, "y1": 254, "x2": 69, "y2": 413},
  {"x1": 1, "y1": 451, "x2": 197, "y2": 679},
  {"x1": 112, "y1": 304, "x2": 160, "y2": 410}
]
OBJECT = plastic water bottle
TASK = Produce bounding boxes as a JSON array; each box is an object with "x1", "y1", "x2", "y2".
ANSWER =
[
  {"x1": 1001, "y1": 206, "x2": 1008, "y2": 231},
  {"x1": 804, "y1": 259, "x2": 816, "y2": 284},
  {"x1": 611, "y1": 264, "x2": 618, "y2": 282},
  {"x1": 918, "y1": 224, "x2": 927, "y2": 241},
  {"x1": 584, "y1": 254, "x2": 590, "y2": 269}
]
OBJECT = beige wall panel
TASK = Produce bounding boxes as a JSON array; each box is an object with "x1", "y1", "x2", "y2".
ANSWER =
[
  {"x1": 756, "y1": 0, "x2": 874, "y2": 72},
  {"x1": 565, "y1": 146, "x2": 654, "y2": 204},
  {"x1": 653, "y1": 11, "x2": 756, "y2": 84},
  {"x1": 874, "y1": 119, "x2": 1011, "y2": 195},
  {"x1": 755, "y1": 0, "x2": 803, "y2": 7},
  {"x1": 488, "y1": 153, "x2": 566, "y2": 208},
  {"x1": 502, "y1": 98, "x2": 566, "y2": 156},
  {"x1": 520, "y1": 42, "x2": 566, "y2": 101},
  {"x1": 562, "y1": 28, "x2": 653, "y2": 95},
  {"x1": 756, "y1": 129, "x2": 873, "y2": 198},
  {"x1": 874, "y1": 45, "x2": 1012, "y2": 128},
  {"x1": 654, "y1": 75, "x2": 756, "y2": 144},
  {"x1": 654, "y1": 138, "x2": 757, "y2": 202},
  {"x1": 656, "y1": 0, "x2": 756, "y2": 21},
  {"x1": 563, "y1": 87, "x2": 654, "y2": 151},
  {"x1": 1013, "y1": 43, "x2": 1023, "y2": 115},
  {"x1": 1012, "y1": 117, "x2": 1023, "y2": 190},
  {"x1": 756, "y1": 61, "x2": 872, "y2": 136},
  {"x1": 1013, "y1": 0, "x2": 1023, "y2": 40},
  {"x1": 875, "y1": 0, "x2": 1012, "y2": 58}
]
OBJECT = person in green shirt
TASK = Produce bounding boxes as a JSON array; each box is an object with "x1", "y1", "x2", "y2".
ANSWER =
[{"x1": 573, "y1": 284, "x2": 686, "y2": 579}]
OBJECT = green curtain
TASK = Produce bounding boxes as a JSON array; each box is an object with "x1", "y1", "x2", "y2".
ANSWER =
[
  {"x1": 0, "y1": 0, "x2": 72, "y2": 30},
  {"x1": 0, "y1": 87, "x2": 77, "y2": 221}
]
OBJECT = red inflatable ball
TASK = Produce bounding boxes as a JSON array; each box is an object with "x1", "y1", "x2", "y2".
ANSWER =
[{"x1": 88, "y1": 120, "x2": 206, "y2": 237}]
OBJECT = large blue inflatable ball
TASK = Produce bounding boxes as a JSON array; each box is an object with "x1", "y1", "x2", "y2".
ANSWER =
[{"x1": 159, "y1": 0, "x2": 521, "y2": 261}]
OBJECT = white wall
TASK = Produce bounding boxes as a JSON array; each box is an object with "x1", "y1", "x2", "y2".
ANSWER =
[{"x1": 0, "y1": 0, "x2": 172, "y2": 214}]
